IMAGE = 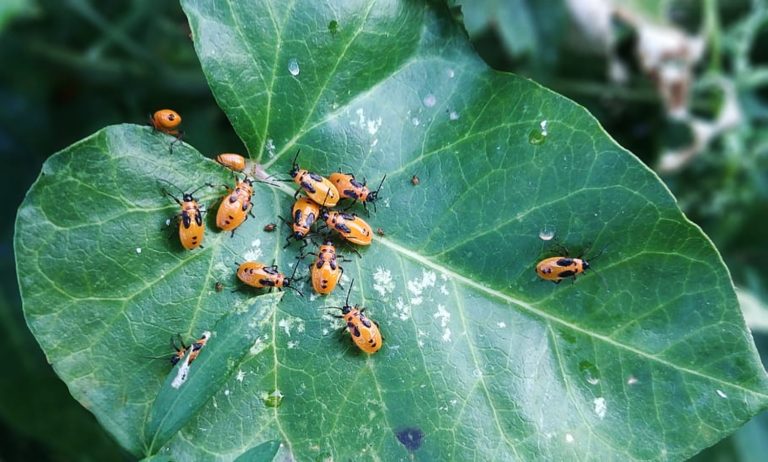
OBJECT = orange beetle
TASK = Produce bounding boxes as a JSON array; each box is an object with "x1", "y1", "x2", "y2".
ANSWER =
[
  {"x1": 535, "y1": 257, "x2": 590, "y2": 284},
  {"x1": 236, "y1": 261, "x2": 303, "y2": 295},
  {"x1": 329, "y1": 172, "x2": 386, "y2": 213},
  {"x1": 162, "y1": 181, "x2": 211, "y2": 250},
  {"x1": 150, "y1": 109, "x2": 183, "y2": 152},
  {"x1": 330, "y1": 279, "x2": 382, "y2": 354},
  {"x1": 320, "y1": 209, "x2": 372, "y2": 246},
  {"x1": 283, "y1": 196, "x2": 320, "y2": 248},
  {"x1": 216, "y1": 153, "x2": 247, "y2": 172},
  {"x1": 169, "y1": 332, "x2": 210, "y2": 366},
  {"x1": 216, "y1": 176, "x2": 255, "y2": 235},
  {"x1": 309, "y1": 240, "x2": 349, "y2": 295},
  {"x1": 289, "y1": 149, "x2": 339, "y2": 206}
]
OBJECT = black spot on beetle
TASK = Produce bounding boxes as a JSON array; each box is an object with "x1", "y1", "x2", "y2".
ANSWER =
[
  {"x1": 396, "y1": 427, "x2": 424, "y2": 451},
  {"x1": 558, "y1": 270, "x2": 576, "y2": 278},
  {"x1": 556, "y1": 258, "x2": 574, "y2": 267}
]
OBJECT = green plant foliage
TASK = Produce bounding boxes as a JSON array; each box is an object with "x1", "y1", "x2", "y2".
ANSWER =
[{"x1": 14, "y1": 0, "x2": 768, "y2": 460}]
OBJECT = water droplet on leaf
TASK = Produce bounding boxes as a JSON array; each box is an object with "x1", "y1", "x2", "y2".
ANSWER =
[
  {"x1": 288, "y1": 58, "x2": 300, "y2": 76},
  {"x1": 539, "y1": 225, "x2": 555, "y2": 241}
]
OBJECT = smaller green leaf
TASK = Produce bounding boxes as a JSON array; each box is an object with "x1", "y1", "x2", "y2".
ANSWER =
[
  {"x1": 145, "y1": 293, "x2": 281, "y2": 455},
  {"x1": 233, "y1": 439, "x2": 282, "y2": 462}
]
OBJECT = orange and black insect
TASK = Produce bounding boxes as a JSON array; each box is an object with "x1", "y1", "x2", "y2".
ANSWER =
[
  {"x1": 329, "y1": 279, "x2": 382, "y2": 354},
  {"x1": 168, "y1": 332, "x2": 209, "y2": 366},
  {"x1": 216, "y1": 153, "x2": 247, "y2": 172},
  {"x1": 149, "y1": 109, "x2": 184, "y2": 152},
  {"x1": 161, "y1": 181, "x2": 211, "y2": 250},
  {"x1": 309, "y1": 240, "x2": 350, "y2": 295},
  {"x1": 535, "y1": 244, "x2": 598, "y2": 284},
  {"x1": 288, "y1": 149, "x2": 339, "y2": 206},
  {"x1": 236, "y1": 260, "x2": 303, "y2": 296},
  {"x1": 282, "y1": 196, "x2": 320, "y2": 249},
  {"x1": 216, "y1": 175, "x2": 255, "y2": 236},
  {"x1": 328, "y1": 172, "x2": 386, "y2": 213},
  {"x1": 320, "y1": 209, "x2": 373, "y2": 246}
]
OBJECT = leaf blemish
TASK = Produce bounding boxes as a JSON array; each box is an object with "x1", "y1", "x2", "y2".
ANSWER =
[
  {"x1": 236, "y1": 370, "x2": 245, "y2": 382},
  {"x1": 373, "y1": 267, "x2": 395, "y2": 297},
  {"x1": 395, "y1": 427, "x2": 424, "y2": 451},
  {"x1": 423, "y1": 94, "x2": 437, "y2": 107},
  {"x1": 593, "y1": 397, "x2": 607, "y2": 419},
  {"x1": 352, "y1": 108, "x2": 382, "y2": 135},
  {"x1": 433, "y1": 304, "x2": 451, "y2": 342},
  {"x1": 278, "y1": 316, "x2": 305, "y2": 337},
  {"x1": 395, "y1": 297, "x2": 411, "y2": 321},
  {"x1": 265, "y1": 138, "x2": 276, "y2": 158}
]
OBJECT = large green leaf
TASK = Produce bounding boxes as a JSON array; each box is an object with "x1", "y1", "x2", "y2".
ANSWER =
[{"x1": 14, "y1": 0, "x2": 768, "y2": 460}]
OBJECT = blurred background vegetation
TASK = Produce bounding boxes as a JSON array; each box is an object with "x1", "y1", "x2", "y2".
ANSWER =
[{"x1": 1, "y1": 0, "x2": 767, "y2": 460}]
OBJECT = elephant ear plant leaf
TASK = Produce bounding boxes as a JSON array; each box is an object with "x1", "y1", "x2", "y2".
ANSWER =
[{"x1": 14, "y1": 0, "x2": 768, "y2": 460}]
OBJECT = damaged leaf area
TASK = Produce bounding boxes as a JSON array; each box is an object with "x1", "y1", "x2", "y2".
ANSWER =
[{"x1": 13, "y1": 0, "x2": 768, "y2": 460}]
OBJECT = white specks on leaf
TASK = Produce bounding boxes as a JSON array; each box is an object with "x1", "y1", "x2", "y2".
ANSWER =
[
  {"x1": 224, "y1": 389, "x2": 230, "y2": 396},
  {"x1": 442, "y1": 328, "x2": 452, "y2": 342},
  {"x1": 423, "y1": 94, "x2": 436, "y2": 107},
  {"x1": 165, "y1": 219, "x2": 171, "y2": 226},
  {"x1": 439, "y1": 284, "x2": 449, "y2": 295},
  {"x1": 288, "y1": 58, "x2": 300, "y2": 76},
  {"x1": 266, "y1": 139, "x2": 276, "y2": 158},
  {"x1": 242, "y1": 243, "x2": 263, "y2": 262},
  {"x1": 288, "y1": 340, "x2": 299, "y2": 349},
  {"x1": 627, "y1": 376, "x2": 639, "y2": 385},
  {"x1": 434, "y1": 304, "x2": 450, "y2": 328},
  {"x1": 447, "y1": 68, "x2": 455, "y2": 78},
  {"x1": 586, "y1": 376, "x2": 600, "y2": 385},
  {"x1": 566, "y1": 433, "x2": 575, "y2": 443},
  {"x1": 408, "y1": 270, "x2": 437, "y2": 299},
  {"x1": 448, "y1": 110, "x2": 459, "y2": 121},
  {"x1": 497, "y1": 321, "x2": 507, "y2": 328},
  {"x1": 411, "y1": 117, "x2": 420, "y2": 126},
  {"x1": 540, "y1": 120, "x2": 548, "y2": 136},
  {"x1": 395, "y1": 297, "x2": 411, "y2": 321},
  {"x1": 135, "y1": 247, "x2": 142, "y2": 254},
  {"x1": 249, "y1": 336, "x2": 268, "y2": 355},
  {"x1": 236, "y1": 369, "x2": 245, "y2": 382},
  {"x1": 352, "y1": 108, "x2": 382, "y2": 135},
  {"x1": 278, "y1": 316, "x2": 305, "y2": 337},
  {"x1": 372, "y1": 267, "x2": 394, "y2": 297},
  {"x1": 716, "y1": 389, "x2": 727, "y2": 399},
  {"x1": 594, "y1": 397, "x2": 607, "y2": 419}
]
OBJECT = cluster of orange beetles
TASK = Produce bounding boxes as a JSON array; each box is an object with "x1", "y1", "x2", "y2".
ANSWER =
[
  {"x1": 150, "y1": 109, "x2": 595, "y2": 369},
  {"x1": 151, "y1": 109, "x2": 388, "y2": 363}
]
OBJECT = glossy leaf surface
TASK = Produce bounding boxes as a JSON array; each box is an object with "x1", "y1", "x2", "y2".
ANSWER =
[{"x1": 14, "y1": 0, "x2": 768, "y2": 460}]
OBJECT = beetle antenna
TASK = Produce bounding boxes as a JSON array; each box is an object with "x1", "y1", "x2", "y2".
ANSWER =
[
  {"x1": 373, "y1": 174, "x2": 387, "y2": 194},
  {"x1": 158, "y1": 179, "x2": 185, "y2": 197},
  {"x1": 291, "y1": 149, "x2": 301, "y2": 168},
  {"x1": 188, "y1": 182, "x2": 214, "y2": 196},
  {"x1": 285, "y1": 284, "x2": 304, "y2": 297},
  {"x1": 345, "y1": 278, "x2": 355, "y2": 307}
]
